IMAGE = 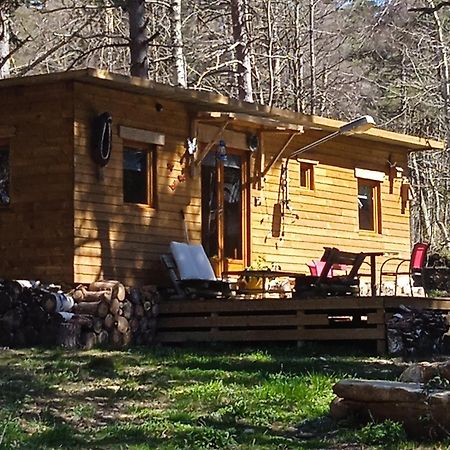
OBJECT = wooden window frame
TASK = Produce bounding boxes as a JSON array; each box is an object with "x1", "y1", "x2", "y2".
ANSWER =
[
  {"x1": 357, "y1": 178, "x2": 381, "y2": 234},
  {"x1": 0, "y1": 140, "x2": 10, "y2": 207},
  {"x1": 122, "y1": 140, "x2": 157, "y2": 208},
  {"x1": 299, "y1": 161, "x2": 315, "y2": 190}
]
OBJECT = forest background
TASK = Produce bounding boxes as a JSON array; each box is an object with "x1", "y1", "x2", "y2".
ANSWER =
[{"x1": 0, "y1": 0, "x2": 449, "y2": 254}]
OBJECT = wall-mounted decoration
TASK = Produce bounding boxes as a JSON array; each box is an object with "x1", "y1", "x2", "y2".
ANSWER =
[
  {"x1": 387, "y1": 158, "x2": 404, "y2": 194},
  {"x1": 216, "y1": 139, "x2": 227, "y2": 161},
  {"x1": 401, "y1": 179, "x2": 411, "y2": 214},
  {"x1": 91, "y1": 112, "x2": 112, "y2": 167}
]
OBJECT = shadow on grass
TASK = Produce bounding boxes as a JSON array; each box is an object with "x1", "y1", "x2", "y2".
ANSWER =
[
  {"x1": 92, "y1": 414, "x2": 327, "y2": 450},
  {"x1": 25, "y1": 423, "x2": 88, "y2": 449},
  {"x1": 139, "y1": 342, "x2": 406, "y2": 383},
  {"x1": 0, "y1": 361, "x2": 55, "y2": 408}
]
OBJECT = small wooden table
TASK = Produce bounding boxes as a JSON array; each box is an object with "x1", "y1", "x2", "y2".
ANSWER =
[
  {"x1": 222, "y1": 269, "x2": 302, "y2": 294},
  {"x1": 363, "y1": 251, "x2": 398, "y2": 296}
]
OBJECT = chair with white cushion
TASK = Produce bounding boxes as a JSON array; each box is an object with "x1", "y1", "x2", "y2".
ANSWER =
[{"x1": 161, "y1": 241, "x2": 231, "y2": 299}]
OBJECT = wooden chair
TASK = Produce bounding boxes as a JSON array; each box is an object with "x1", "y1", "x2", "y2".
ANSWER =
[
  {"x1": 306, "y1": 247, "x2": 348, "y2": 277},
  {"x1": 379, "y1": 243, "x2": 429, "y2": 296},
  {"x1": 160, "y1": 242, "x2": 231, "y2": 299},
  {"x1": 296, "y1": 248, "x2": 366, "y2": 297}
]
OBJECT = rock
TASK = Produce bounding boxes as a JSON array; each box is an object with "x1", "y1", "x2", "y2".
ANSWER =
[
  {"x1": 399, "y1": 362, "x2": 438, "y2": 383},
  {"x1": 333, "y1": 379, "x2": 428, "y2": 403},
  {"x1": 437, "y1": 360, "x2": 450, "y2": 381},
  {"x1": 398, "y1": 360, "x2": 450, "y2": 383},
  {"x1": 329, "y1": 397, "x2": 353, "y2": 420},
  {"x1": 331, "y1": 378, "x2": 450, "y2": 438}
]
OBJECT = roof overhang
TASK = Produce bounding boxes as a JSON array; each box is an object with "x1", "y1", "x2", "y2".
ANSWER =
[
  {"x1": 305, "y1": 115, "x2": 444, "y2": 151},
  {"x1": 0, "y1": 68, "x2": 444, "y2": 151}
]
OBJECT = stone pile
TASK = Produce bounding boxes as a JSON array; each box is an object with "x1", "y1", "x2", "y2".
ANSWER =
[
  {"x1": 387, "y1": 305, "x2": 449, "y2": 356},
  {"x1": 330, "y1": 378, "x2": 450, "y2": 438}
]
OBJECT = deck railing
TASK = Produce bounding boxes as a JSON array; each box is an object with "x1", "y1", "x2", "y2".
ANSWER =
[{"x1": 156, "y1": 296, "x2": 450, "y2": 354}]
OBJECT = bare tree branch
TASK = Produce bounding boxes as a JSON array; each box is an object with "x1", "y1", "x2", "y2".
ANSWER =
[{"x1": 408, "y1": 1, "x2": 450, "y2": 13}]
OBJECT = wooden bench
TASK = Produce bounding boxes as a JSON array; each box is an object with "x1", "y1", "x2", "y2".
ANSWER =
[{"x1": 295, "y1": 247, "x2": 366, "y2": 298}]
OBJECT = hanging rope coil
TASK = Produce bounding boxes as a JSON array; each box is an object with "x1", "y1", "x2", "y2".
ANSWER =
[{"x1": 91, "y1": 112, "x2": 112, "y2": 167}]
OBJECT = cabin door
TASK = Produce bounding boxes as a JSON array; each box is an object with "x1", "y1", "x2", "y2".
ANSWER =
[{"x1": 201, "y1": 148, "x2": 249, "y2": 276}]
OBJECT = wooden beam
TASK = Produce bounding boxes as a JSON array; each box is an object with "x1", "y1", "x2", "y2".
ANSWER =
[
  {"x1": 119, "y1": 126, "x2": 165, "y2": 145},
  {"x1": 194, "y1": 119, "x2": 231, "y2": 168},
  {"x1": 197, "y1": 111, "x2": 304, "y2": 132},
  {"x1": 261, "y1": 132, "x2": 299, "y2": 179}
]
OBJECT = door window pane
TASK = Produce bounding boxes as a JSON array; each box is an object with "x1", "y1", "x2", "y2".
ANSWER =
[
  {"x1": 223, "y1": 155, "x2": 242, "y2": 259},
  {"x1": 201, "y1": 162, "x2": 219, "y2": 257},
  {"x1": 201, "y1": 151, "x2": 245, "y2": 262}
]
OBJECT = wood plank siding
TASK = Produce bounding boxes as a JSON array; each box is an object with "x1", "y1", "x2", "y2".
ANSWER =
[
  {"x1": 73, "y1": 80, "x2": 412, "y2": 285},
  {"x1": 251, "y1": 131, "x2": 412, "y2": 272},
  {"x1": 0, "y1": 70, "x2": 438, "y2": 286},
  {"x1": 73, "y1": 81, "x2": 193, "y2": 285},
  {"x1": 0, "y1": 82, "x2": 74, "y2": 282}
]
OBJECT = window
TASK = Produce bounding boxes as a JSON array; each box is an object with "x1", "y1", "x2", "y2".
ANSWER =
[
  {"x1": 0, "y1": 144, "x2": 10, "y2": 206},
  {"x1": 298, "y1": 160, "x2": 318, "y2": 190},
  {"x1": 299, "y1": 162, "x2": 314, "y2": 190},
  {"x1": 123, "y1": 143, "x2": 156, "y2": 206},
  {"x1": 358, "y1": 179, "x2": 381, "y2": 232}
]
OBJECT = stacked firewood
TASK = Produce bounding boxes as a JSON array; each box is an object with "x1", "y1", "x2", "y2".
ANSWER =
[
  {"x1": 69, "y1": 281, "x2": 159, "y2": 349},
  {"x1": 387, "y1": 305, "x2": 449, "y2": 357},
  {"x1": 0, "y1": 280, "x2": 68, "y2": 347},
  {"x1": 0, "y1": 279, "x2": 159, "y2": 349}
]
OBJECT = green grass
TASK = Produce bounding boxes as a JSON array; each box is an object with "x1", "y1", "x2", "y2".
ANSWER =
[{"x1": 0, "y1": 344, "x2": 447, "y2": 449}]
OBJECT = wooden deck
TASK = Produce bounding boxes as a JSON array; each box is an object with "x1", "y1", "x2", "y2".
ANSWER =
[{"x1": 156, "y1": 296, "x2": 450, "y2": 354}]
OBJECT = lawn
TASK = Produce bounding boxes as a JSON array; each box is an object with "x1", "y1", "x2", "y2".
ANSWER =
[{"x1": 0, "y1": 344, "x2": 448, "y2": 449}]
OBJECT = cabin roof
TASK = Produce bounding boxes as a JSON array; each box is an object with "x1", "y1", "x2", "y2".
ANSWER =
[{"x1": 0, "y1": 68, "x2": 444, "y2": 151}]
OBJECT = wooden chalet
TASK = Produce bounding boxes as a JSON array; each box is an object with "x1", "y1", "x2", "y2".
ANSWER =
[{"x1": 0, "y1": 69, "x2": 443, "y2": 288}]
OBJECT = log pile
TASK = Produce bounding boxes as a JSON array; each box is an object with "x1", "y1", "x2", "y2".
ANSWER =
[
  {"x1": 0, "y1": 279, "x2": 159, "y2": 349},
  {"x1": 0, "y1": 280, "x2": 69, "y2": 347},
  {"x1": 69, "y1": 281, "x2": 159, "y2": 349},
  {"x1": 387, "y1": 305, "x2": 449, "y2": 357}
]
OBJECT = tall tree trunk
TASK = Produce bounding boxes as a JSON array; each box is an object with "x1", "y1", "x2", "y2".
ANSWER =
[
  {"x1": 294, "y1": 1, "x2": 305, "y2": 113},
  {"x1": 127, "y1": 0, "x2": 148, "y2": 78},
  {"x1": 0, "y1": 10, "x2": 10, "y2": 79},
  {"x1": 104, "y1": 6, "x2": 115, "y2": 71},
  {"x1": 230, "y1": 0, "x2": 253, "y2": 102},
  {"x1": 308, "y1": 0, "x2": 316, "y2": 115},
  {"x1": 170, "y1": 0, "x2": 187, "y2": 88},
  {"x1": 410, "y1": 153, "x2": 433, "y2": 243},
  {"x1": 266, "y1": 0, "x2": 275, "y2": 106}
]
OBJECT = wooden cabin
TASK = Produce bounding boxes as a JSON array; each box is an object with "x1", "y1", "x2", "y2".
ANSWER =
[{"x1": 0, "y1": 69, "x2": 443, "y2": 286}]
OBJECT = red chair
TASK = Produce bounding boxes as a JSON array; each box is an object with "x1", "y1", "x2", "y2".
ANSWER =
[
  {"x1": 379, "y1": 243, "x2": 429, "y2": 296},
  {"x1": 306, "y1": 260, "x2": 334, "y2": 277}
]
